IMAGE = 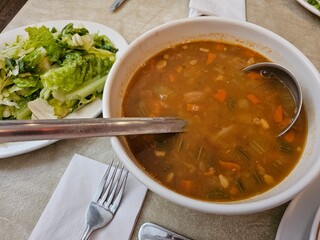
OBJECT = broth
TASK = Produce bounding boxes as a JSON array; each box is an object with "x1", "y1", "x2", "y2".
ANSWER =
[{"x1": 122, "y1": 40, "x2": 307, "y2": 202}]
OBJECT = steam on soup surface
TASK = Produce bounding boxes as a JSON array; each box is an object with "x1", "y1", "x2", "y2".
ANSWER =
[{"x1": 122, "y1": 40, "x2": 307, "y2": 202}]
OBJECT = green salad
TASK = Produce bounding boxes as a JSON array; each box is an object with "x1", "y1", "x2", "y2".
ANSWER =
[
  {"x1": 307, "y1": 0, "x2": 320, "y2": 10},
  {"x1": 0, "y1": 23, "x2": 118, "y2": 120}
]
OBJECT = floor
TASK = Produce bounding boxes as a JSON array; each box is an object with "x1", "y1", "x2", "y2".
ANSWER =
[{"x1": 0, "y1": 0, "x2": 28, "y2": 31}]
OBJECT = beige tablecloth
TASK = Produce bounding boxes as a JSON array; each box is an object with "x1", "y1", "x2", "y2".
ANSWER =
[{"x1": 0, "y1": 0, "x2": 319, "y2": 239}]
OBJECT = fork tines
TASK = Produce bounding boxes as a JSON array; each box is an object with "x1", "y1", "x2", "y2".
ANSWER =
[
  {"x1": 80, "y1": 160, "x2": 129, "y2": 239},
  {"x1": 94, "y1": 160, "x2": 128, "y2": 212}
]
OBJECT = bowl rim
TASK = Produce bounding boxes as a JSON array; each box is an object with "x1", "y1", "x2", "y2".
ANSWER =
[{"x1": 103, "y1": 16, "x2": 320, "y2": 214}]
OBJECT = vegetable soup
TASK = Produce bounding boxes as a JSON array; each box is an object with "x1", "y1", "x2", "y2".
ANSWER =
[{"x1": 122, "y1": 40, "x2": 307, "y2": 202}]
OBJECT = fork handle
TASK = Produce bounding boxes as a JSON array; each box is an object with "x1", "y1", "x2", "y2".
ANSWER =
[{"x1": 80, "y1": 225, "x2": 93, "y2": 240}]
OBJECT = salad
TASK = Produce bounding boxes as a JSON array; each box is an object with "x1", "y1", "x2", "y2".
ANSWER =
[
  {"x1": 0, "y1": 23, "x2": 117, "y2": 120},
  {"x1": 307, "y1": 0, "x2": 320, "y2": 10}
]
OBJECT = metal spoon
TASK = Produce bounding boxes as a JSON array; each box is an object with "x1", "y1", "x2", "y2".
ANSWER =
[
  {"x1": 138, "y1": 222, "x2": 192, "y2": 240},
  {"x1": 0, "y1": 117, "x2": 186, "y2": 143},
  {"x1": 243, "y1": 62, "x2": 302, "y2": 137}
]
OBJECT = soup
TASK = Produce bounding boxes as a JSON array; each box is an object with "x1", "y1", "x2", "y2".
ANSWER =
[{"x1": 122, "y1": 40, "x2": 307, "y2": 202}]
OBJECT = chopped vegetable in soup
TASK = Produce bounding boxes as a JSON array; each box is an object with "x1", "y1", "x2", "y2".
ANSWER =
[{"x1": 122, "y1": 40, "x2": 307, "y2": 202}]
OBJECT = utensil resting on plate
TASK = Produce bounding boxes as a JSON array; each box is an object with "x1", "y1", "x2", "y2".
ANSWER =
[{"x1": 243, "y1": 62, "x2": 302, "y2": 137}]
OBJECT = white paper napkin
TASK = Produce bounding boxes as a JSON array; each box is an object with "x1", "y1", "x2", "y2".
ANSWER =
[
  {"x1": 29, "y1": 154, "x2": 148, "y2": 240},
  {"x1": 189, "y1": 0, "x2": 246, "y2": 21}
]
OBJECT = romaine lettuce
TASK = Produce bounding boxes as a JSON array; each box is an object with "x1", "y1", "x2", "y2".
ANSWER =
[
  {"x1": 307, "y1": 0, "x2": 320, "y2": 10},
  {"x1": 0, "y1": 23, "x2": 117, "y2": 120}
]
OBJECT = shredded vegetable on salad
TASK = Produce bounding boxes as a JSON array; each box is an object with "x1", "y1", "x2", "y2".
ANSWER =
[{"x1": 0, "y1": 23, "x2": 117, "y2": 120}]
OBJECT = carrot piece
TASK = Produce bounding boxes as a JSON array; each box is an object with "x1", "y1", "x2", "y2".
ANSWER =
[
  {"x1": 283, "y1": 130, "x2": 296, "y2": 143},
  {"x1": 247, "y1": 94, "x2": 261, "y2": 104},
  {"x1": 206, "y1": 52, "x2": 217, "y2": 65},
  {"x1": 169, "y1": 73, "x2": 176, "y2": 82},
  {"x1": 229, "y1": 185, "x2": 239, "y2": 196},
  {"x1": 246, "y1": 71, "x2": 261, "y2": 81},
  {"x1": 219, "y1": 160, "x2": 241, "y2": 172},
  {"x1": 216, "y1": 43, "x2": 226, "y2": 51},
  {"x1": 213, "y1": 89, "x2": 227, "y2": 102},
  {"x1": 180, "y1": 180, "x2": 194, "y2": 193},
  {"x1": 273, "y1": 105, "x2": 284, "y2": 123}
]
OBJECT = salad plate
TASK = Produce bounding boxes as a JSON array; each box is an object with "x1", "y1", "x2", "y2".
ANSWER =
[
  {"x1": 310, "y1": 204, "x2": 320, "y2": 240},
  {"x1": 296, "y1": 0, "x2": 320, "y2": 17},
  {"x1": 0, "y1": 20, "x2": 128, "y2": 159},
  {"x1": 276, "y1": 173, "x2": 320, "y2": 240}
]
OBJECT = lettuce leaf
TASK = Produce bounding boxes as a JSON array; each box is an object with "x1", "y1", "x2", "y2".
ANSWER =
[
  {"x1": 24, "y1": 26, "x2": 62, "y2": 61},
  {"x1": 307, "y1": 0, "x2": 320, "y2": 10}
]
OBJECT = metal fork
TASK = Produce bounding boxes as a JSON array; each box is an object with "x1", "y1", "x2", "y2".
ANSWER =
[{"x1": 80, "y1": 160, "x2": 129, "y2": 240}]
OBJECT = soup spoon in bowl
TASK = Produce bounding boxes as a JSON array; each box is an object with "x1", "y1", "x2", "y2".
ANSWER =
[{"x1": 243, "y1": 62, "x2": 302, "y2": 137}]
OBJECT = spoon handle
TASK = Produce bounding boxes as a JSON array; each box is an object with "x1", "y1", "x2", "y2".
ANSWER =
[
  {"x1": 138, "y1": 222, "x2": 193, "y2": 240},
  {"x1": 0, "y1": 117, "x2": 186, "y2": 143}
]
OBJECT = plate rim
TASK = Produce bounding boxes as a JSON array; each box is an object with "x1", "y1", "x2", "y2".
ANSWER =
[
  {"x1": 275, "y1": 173, "x2": 320, "y2": 240},
  {"x1": 296, "y1": 0, "x2": 320, "y2": 17},
  {"x1": 0, "y1": 19, "x2": 128, "y2": 159}
]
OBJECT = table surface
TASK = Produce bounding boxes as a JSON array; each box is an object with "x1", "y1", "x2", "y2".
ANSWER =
[{"x1": 0, "y1": 0, "x2": 319, "y2": 239}]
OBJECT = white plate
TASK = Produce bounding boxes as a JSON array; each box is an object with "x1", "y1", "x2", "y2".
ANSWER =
[
  {"x1": 0, "y1": 20, "x2": 128, "y2": 159},
  {"x1": 276, "y1": 174, "x2": 320, "y2": 240},
  {"x1": 296, "y1": 0, "x2": 320, "y2": 17},
  {"x1": 310, "y1": 205, "x2": 320, "y2": 240}
]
